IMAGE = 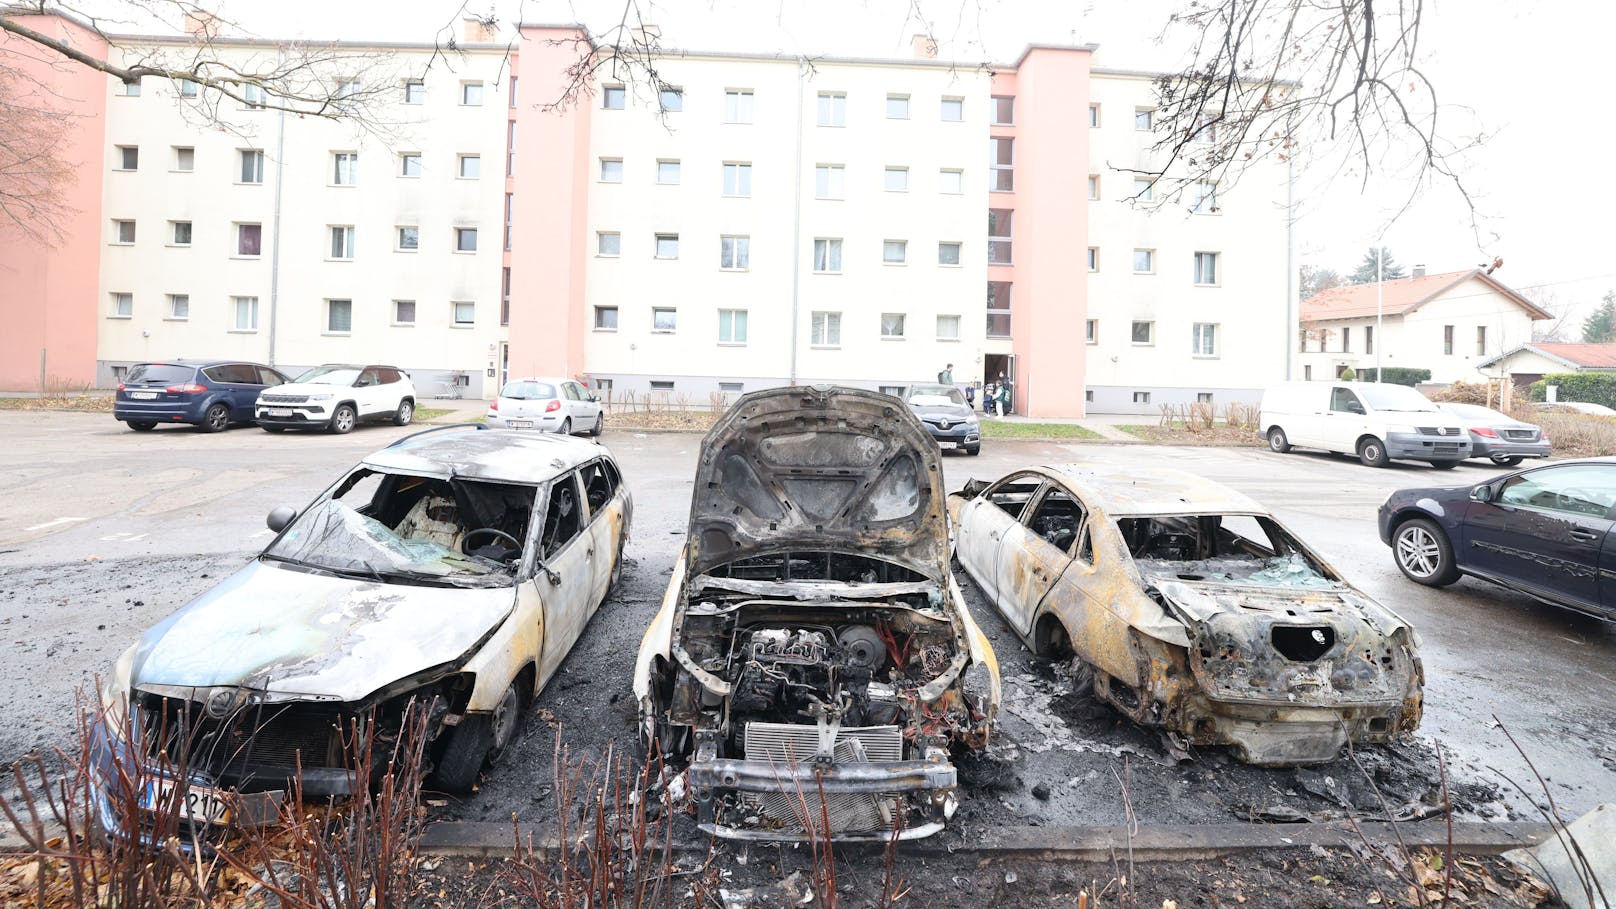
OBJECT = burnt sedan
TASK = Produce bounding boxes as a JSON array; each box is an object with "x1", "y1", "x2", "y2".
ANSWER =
[
  {"x1": 950, "y1": 465, "x2": 1423, "y2": 766},
  {"x1": 634, "y1": 386, "x2": 1000, "y2": 841}
]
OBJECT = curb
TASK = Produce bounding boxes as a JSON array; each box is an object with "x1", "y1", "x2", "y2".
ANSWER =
[{"x1": 416, "y1": 819, "x2": 1551, "y2": 861}]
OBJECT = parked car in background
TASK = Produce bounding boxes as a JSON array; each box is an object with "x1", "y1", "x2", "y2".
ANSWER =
[
  {"x1": 485, "y1": 377, "x2": 604, "y2": 435},
  {"x1": 1532, "y1": 400, "x2": 1616, "y2": 416},
  {"x1": 1434, "y1": 403, "x2": 1551, "y2": 466},
  {"x1": 899, "y1": 383, "x2": 981, "y2": 455},
  {"x1": 1261, "y1": 381, "x2": 1470, "y2": 468},
  {"x1": 635, "y1": 386, "x2": 999, "y2": 841},
  {"x1": 256, "y1": 364, "x2": 416, "y2": 434},
  {"x1": 115, "y1": 361, "x2": 289, "y2": 432},
  {"x1": 950, "y1": 464, "x2": 1424, "y2": 766},
  {"x1": 93, "y1": 426, "x2": 632, "y2": 839},
  {"x1": 1380, "y1": 458, "x2": 1616, "y2": 621}
]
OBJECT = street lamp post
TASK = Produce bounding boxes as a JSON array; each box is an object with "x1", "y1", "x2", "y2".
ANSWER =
[{"x1": 1375, "y1": 246, "x2": 1384, "y2": 382}]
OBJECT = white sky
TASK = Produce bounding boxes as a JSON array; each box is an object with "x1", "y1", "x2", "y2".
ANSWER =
[{"x1": 112, "y1": 0, "x2": 1616, "y2": 316}]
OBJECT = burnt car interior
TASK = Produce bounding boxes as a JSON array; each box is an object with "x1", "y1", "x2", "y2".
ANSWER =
[{"x1": 1119, "y1": 514, "x2": 1338, "y2": 588}]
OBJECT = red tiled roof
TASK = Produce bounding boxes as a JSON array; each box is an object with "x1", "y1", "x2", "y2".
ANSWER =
[
  {"x1": 1300, "y1": 269, "x2": 1552, "y2": 323},
  {"x1": 1528, "y1": 343, "x2": 1616, "y2": 369}
]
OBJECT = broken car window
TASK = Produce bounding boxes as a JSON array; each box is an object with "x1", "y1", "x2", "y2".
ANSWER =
[
  {"x1": 1121, "y1": 514, "x2": 1340, "y2": 589},
  {"x1": 541, "y1": 473, "x2": 584, "y2": 558},
  {"x1": 580, "y1": 460, "x2": 617, "y2": 515},
  {"x1": 1025, "y1": 488, "x2": 1087, "y2": 558},
  {"x1": 985, "y1": 478, "x2": 1041, "y2": 519}
]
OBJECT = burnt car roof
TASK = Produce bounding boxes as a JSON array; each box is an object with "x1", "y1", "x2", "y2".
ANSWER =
[
  {"x1": 361, "y1": 428, "x2": 608, "y2": 484},
  {"x1": 687, "y1": 385, "x2": 949, "y2": 582},
  {"x1": 1037, "y1": 464, "x2": 1266, "y2": 517}
]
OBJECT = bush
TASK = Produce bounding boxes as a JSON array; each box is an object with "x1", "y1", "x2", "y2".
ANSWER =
[
  {"x1": 1357, "y1": 367, "x2": 1431, "y2": 386},
  {"x1": 1527, "y1": 372, "x2": 1616, "y2": 408},
  {"x1": 1425, "y1": 381, "x2": 1492, "y2": 406}
]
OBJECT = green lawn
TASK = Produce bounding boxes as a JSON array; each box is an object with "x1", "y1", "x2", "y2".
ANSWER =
[{"x1": 978, "y1": 421, "x2": 1103, "y2": 440}]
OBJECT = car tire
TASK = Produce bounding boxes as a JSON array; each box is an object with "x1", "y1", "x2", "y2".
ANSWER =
[
  {"x1": 1392, "y1": 517, "x2": 1461, "y2": 587},
  {"x1": 1267, "y1": 427, "x2": 1291, "y2": 453},
  {"x1": 1491, "y1": 455, "x2": 1524, "y2": 467},
  {"x1": 558, "y1": 418, "x2": 572, "y2": 436},
  {"x1": 328, "y1": 404, "x2": 357, "y2": 434},
  {"x1": 126, "y1": 421, "x2": 157, "y2": 432},
  {"x1": 1357, "y1": 437, "x2": 1390, "y2": 468},
  {"x1": 393, "y1": 399, "x2": 414, "y2": 427},
  {"x1": 1430, "y1": 460, "x2": 1460, "y2": 470},
  {"x1": 431, "y1": 681, "x2": 522, "y2": 793},
  {"x1": 201, "y1": 403, "x2": 230, "y2": 433},
  {"x1": 965, "y1": 444, "x2": 981, "y2": 456},
  {"x1": 260, "y1": 424, "x2": 285, "y2": 433},
  {"x1": 590, "y1": 413, "x2": 604, "y2": 436}
]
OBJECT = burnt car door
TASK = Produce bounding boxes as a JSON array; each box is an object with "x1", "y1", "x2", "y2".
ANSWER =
[
  {"x1": 577, "y1": 458, "x2": 623, "y2": 606},
  {"x1": 1461, "y1": 463, "x2": 1616, "y2": 612},
  {"x1": 534, "y1": 470, "x2": 594, "y2": 689},
  {"x1": 993, "y1": 483, "x2": 1089, "y2": 636},
  {"x1": 955, "y1": 473, "x2": 1042, "y2": 604}
]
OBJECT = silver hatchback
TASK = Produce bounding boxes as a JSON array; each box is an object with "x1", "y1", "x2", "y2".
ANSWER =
[{"x1": 486, "y1": 376, "x2": 604, "y2": 435}]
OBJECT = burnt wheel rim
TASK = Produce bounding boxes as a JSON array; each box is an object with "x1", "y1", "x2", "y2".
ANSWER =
[
  {"x1": 489, "y1": 685, "x2": 519, "y2": 758},
  {"x1": 1396, "y1": 525, "x2": 1442, "y2": 578}
]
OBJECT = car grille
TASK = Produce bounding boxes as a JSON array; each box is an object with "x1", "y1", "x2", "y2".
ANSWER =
[
  {"x1": 741, "y1": 723, "x2": 903, "y2": 834},
  {"x1": 259, "y1": 394, "x2": 309, "y2": 404},
  {"x1": 1503, "y1": 429, "x2": 1539, "y2": 440},
  {"x1": 744, "y1": 723, "x2": 903, "y2": 763},
  {"x1": 135, "y1": 693, "x2": 343, "y2": 777},
  {"x1": 1432, "y1": 442, "x2": 1463, "y2": 454},
  {"x1": 1416, "y1": 426, "x2": 1461, "y2": 437}
]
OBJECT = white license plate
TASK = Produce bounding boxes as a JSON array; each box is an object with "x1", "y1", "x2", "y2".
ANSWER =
[
  {"x1": 268, "y1": 408, "x2": 294, "y2": 417},
  {"x1": 130, "y1": 392, "x2": 158, "y2": 400},
  {"x1": 507, "y1": 420, "x2": 532, "y2": 428},
  {"x1": 938, "y1": 441, "x2": 957, "y2": 449},
  {"x1": 140, "y1": 778, "x2": 231, "y2": 826}
]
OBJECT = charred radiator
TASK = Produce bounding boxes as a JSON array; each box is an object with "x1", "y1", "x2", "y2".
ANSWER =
[
  {"x1": 744, "y1": 723, "x2": 903, "y2": 763},
  {"x1": 740, "y1": 723, "x2": 903, "y2": 834}
]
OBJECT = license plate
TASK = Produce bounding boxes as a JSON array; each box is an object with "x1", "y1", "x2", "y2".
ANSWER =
[
  {"x1": 140, "y1": 778, "x2": 231, "y2": 826},
  {"x1": 938, "y1": 441, "x2": 957, "y2": 450},
  {"x1": 130, "y1": 392, "x2": 158, "y2": 400},
  {"x1": 507, "y1": 420, "x2": 532, "y2": 428},
  {"x1": 268, "y1": 408, "x2": 294, "y2": 417}
]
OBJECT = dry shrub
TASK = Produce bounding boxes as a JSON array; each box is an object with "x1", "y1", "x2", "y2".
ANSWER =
[
  {"x1": 1424, "y1": 381, "x2": 1492, "y2": 406},
  {"x1": 1517, "y1": 410, "x2": 1616, "y2": 458}
]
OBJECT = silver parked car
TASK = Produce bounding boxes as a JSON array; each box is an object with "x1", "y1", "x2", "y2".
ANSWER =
[
  {"x1": 1434, "y1": 403, "x2": 1551, "y2": 466},
  {"x1": 486, "y1": 376, "x2": 604, "y2": 435}
]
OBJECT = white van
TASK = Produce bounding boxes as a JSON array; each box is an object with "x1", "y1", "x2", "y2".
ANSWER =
[{"x1": 1260, "y1": 381, "x2": 1471, "y2": 468}]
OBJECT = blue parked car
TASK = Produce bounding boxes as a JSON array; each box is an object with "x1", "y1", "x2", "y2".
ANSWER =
[
  {"x1": 1379, "y1": 458, "x2": 1616, "y2": 620},
  {"x1": 115, "y1": 361, "x2": 290, "y2": 432}
]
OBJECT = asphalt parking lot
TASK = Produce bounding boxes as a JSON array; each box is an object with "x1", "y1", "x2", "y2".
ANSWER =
[{"x1": 1, "y1": 411, "x2": 1612, "y2": 837}]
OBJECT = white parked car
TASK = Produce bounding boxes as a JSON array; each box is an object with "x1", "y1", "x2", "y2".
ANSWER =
[
  {"x1": 256, "y1": 364, "x2": 417, "y2": 434},
  {"x1": 486, "y1": 376, "x2": 604, "y2": 435},
  {"x1": 1260, "y1": 381, "x2": 1470, "y2": 468}
]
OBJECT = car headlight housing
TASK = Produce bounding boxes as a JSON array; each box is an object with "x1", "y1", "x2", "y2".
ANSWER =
[
  {"x1": 99, "y1": 644, "x2": 137, "y2": 739},
  {"x1": 308, "y1": 393, "x2": 334, "y2": 401}
]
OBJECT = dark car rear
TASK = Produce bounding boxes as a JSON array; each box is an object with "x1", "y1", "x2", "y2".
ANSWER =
[{"x1": 115, "y1": 361, "x2": 288, "y2": 432}]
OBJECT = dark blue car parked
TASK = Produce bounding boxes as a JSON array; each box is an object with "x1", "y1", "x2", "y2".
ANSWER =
[
  {"x1": 1379, "y1": 458, "x2": 1616, "y2": 620},
  {"x1": 115, "y1": 361, "x2": 289, "y2": 432}
]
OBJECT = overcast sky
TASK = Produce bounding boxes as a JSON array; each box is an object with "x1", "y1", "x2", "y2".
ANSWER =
[{"x1": 115, "y1": 0, "x2": 1616, "y2": 315}]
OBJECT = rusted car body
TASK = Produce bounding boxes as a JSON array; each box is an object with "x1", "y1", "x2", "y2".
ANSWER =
[
  {"x1": 634, "y1": 386, "x2": 1000, "y2": 841},
  {"x1": 94, "y1": 426, "x2": 631, "y2": 835},
  {"x1": 949, "y1": 465, "x2": 1422, "y2": 766}
]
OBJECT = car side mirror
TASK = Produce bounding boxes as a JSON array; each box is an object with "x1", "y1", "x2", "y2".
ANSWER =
[
  {"x1": 267, "y1": 506, "x2": 298, "y2": 532},
  {"x1": 588, "y1": 394, "x2": 600, "y2": 403},
  {"x1": 1348, "y1": 403, "x2": 1365, "y2": 415},
  {"x1": 1470, "y1": 485, "x2": 1494, "y2": 503}
]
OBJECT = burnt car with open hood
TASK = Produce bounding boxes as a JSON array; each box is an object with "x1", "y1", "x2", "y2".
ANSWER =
[
  {"x1": 949, "y1": 465, "x2": 1423, "y2": 766},
  {"x1": 92, "y1": 425, "x2": 631, "y2": 836},
  {"x1": 634, "y1": 385, "x2": 1000, "y2": 841}
]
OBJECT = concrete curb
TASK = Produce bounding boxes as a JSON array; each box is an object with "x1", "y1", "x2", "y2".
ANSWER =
[{"x1": 417, "y1": 819, "x2": 1551, "y2": 861}]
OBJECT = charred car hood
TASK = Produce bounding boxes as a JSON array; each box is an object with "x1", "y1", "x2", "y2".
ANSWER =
[
  {"x1": 129, "y1": 560, "x2": 515, "y2": 701},
  {"x1": 687, "y1": 385, "x2": 949, "y2": 582}
]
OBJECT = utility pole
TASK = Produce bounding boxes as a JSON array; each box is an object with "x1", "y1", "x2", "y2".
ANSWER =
[{"x1": 1374, "y1": 245, "x2": 1384, "y2": 382}]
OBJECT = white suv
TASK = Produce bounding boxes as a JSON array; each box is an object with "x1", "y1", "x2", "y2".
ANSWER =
[{"x1": 257, "y1": 364, "x2": 416, "y2": 434}]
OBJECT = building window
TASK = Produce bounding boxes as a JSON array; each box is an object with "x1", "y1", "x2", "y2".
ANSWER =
[
  {"x1": 817, "y1": 92, "x2": 846, "y2": 127},
  {"x1": 655, "y1": 233, "x2": 679, "y2": 259},
  {"x1": 988, "y1": 209, "x2": 1013, "y2": 264},
  {"x1": 650, "y1": 380, "x2": 675, "y2": 393},
  {"x1": 1133, "y1": 249, "x2": 1155, "y2": 274},
  {"x1": 1132, "y1": 321, "x2": 1154, "y2": 345},
  {"x1": 886, "y1": 94, "x2": 909, "y2": 119},
  {"x1": 718, "y1": 309, "x2": 748, "y2": 343},
  {"x1": 939, "y1": 168, "x2": 963, "y2": 194},
  {"x1": 720, "y1": 235, "x2": 750, "y2": 270},
  {"x1": 884, "y1": 166, "x2": 908, "y2": 192},
  {"x1": 1135, "y1": 108, "x2": 1154, "y2": 130},
  {"x1": 400, "y1": 152, "x2": 422, "y2": 177},
  {"x1": 936, "y1": 314, "x2": 961, "y2": 340},
  {"x1": 404, "y1": 80, "x2": 425, "y2": 103},
  {"x1": 1443, "y1": 324, "x2": 1454, "y2": 355},
  {"x1": 1134, "y1": 391, "x2": 1152, "y2": 404},
  {"x1": 813, "y1": 238, "x2": 843, "y2": 273},
  {"x1": 1192, "y1": 322, "x2": 1218, "y2": 356},
  {"x1": 170, "y1": 220, "x2": 191, "y2": 246},
  {"x1": 506, "y1": 120, "x2": 516, "y2": 176},
  {"x1": 504, "y1": 192, "x2": 513, "y2": 250},
  {"x1": 501, "y1": 267, "x2": 510, "y2": 325},
  {"x1": 941, "y1": 97, "x2": 963, "y2": 121},
  {"x1": 1193, "y1": 252, "x2": 1219, "y2": 285},
  {"x1": 119, "y1": 81, "x2": 141, "y2": 97},
  {"x1": 1191, "y1": 181, "x2": 1219, "y2": 213},
  {"x1": 239, "y1": 149, "x2": 264, "y2": 184},
  {"x1": 397, "y1": 226, "x2": 419, "y2": 251},
  {"x1": 1365, "y1": 325, "x2": 1374, "y2": 354},
  {"x1": 1088, "y1": 174, "x2": 1100, "y2": 200},
  {"x1": 110, "y1": 292, "x2": 133, "y2": 317},
  {"x1": 724, "y1": 90, "x2": 754, "y2": 123},
  {"x1": 722, "y1": 162, "x2": 752, "y2": 196},
  {"x1": 393, "y1": 300, "x2": 416, "y2": 325},
  {"x1": 111, "y1": 219, "x2": 135, "y2": 244},
  {"x1": 232, "y1": 295, "x2": 258, "y2": 330},
  {"x1": 1086, "y1": 319, "x2": 1097, "y2": 344},
  {"x1": 881, "y1": 313, "x2": 906, "y2": 338},
  {"x1": 600, "y1": 158, "x2": 623, "y2": 183},
  {"x1": 177, "y1": 79, "x2": 197, "y2": 98},
  {"x1": 236, "y1": 223, "x2": 262, "y2": 256},
  {"x1": 718, "y1": 381, "x2": 743, "y2": 394},
  {"x1": 1133, "y1": 176, "x2": 1155, "y2": 201},
  {"x1": 987, "y1": 281, "x2": 1011, "y2": 338},
  {"x1": 329, "y1": 225, "x2": 355, "y2": 259},
  {"x1": 1197, "y1": 392, "x2": 1214, "y2": 404},
  {"x1": 989, "y1": 137, "x2": 1015, "y2": 192},
  {"x1": 938, "y1": 242, "x2": 961, "y2": 266},
  {"x1": 1085, "y1": 389, "x2": 1094, "y2": 403},
  {"x1": 172, "y1": 146, "x2": 194, "y2": 172},
  {"x1": 167, "y1": 294, "x2": 189, "y2": 320},
  {"x1": 594, "y1": 305, "x2": 618, "y2": 330},
  {"x1": 814, "y1": 164, "x2": 845, "y2": 199},
  {"x1": 652, "y1": 307, "x2": 678, "y2": 332},
  {"x1": 1304, "y1": 364, "x2": 1312, "y2": 380},
  {"x1": 335, "y1": 78, "x2": 361, "y2": 101},
  {"x1": 659, "y1": 87, "x2": 683, "y2": 111},
  {"x1": 241, "y1": 83, "x2": 267, "y2": 109},
  {"x1": 656, "y1": 159, "x2": 680, "y2": 184},
  {"x1": 1087, "y1": 247, "x2": 1099, "y2": 271},
  {"x1": 1088, "y1": 103, "x2": 1101, "y2": 127},
  {"x1": 461, "y1": 81, "x2": 483, "y2": 105},
  {"x1": 883, "y1": 240, "x2": 907, "y2": 265},
  {"x1": 1343, "y1": 326, "x2": 1353, "y2": 352},
  {"x1": 1476, "y1": 325, "x2": 1487, "y2": 355},
  {"x1": 458, "y1": 154, "x2": 481, "y2": 179},
  {"x1": 603, "y1": 85, "x2": 625, "y2": 109},
  {"x1": 455, "y1": 227, "x2": 478, "y2": 252},
  {"x1": 991, "y1": 95, "x2": 1013, "y2": 125},
  {"x1": 1192, "y1": 113, "x2": 1216, "y2": 143},
  {"x1": 811, "y1": 311, "x2": 842, "y2": 346},
  {"x1": 597, "y1": 231, "x2": 620, "y2": 256},
  {"x1": 332, "y1": 152, "x2": 358, "y2": 185},
  {"x1": 112, "y1": 146, "x2": 137, "y2": 171},
  {"x1": 452, "y1": 302, "x2": 475, "y2": 325},
  {"x1": 326, "y1": 298, "x2": 353, "y2": 333}
]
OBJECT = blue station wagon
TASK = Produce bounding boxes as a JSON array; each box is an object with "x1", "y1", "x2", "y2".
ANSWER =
[{"x1": 115, "y1": 361, "x2": 290, "y2": 432}]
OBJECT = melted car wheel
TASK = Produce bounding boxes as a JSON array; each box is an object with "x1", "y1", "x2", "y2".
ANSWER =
[
  {"x1": 432, "y1": 681, "x2": 522, "y2": 792},
  {"x1": 1393, "y1": 517, "x2": 1460, "y2": 587}
]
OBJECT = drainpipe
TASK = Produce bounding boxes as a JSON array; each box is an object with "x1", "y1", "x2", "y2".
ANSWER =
[
  {"x1": 266, "y1": 51, "x2": 288, "y2": 366},
  {"x1": 1284, "y1": 154, "x2": 1295, "y2": 380},
  {"x1": 787, "y1": 59, "x2": 806, "y2": 386}
]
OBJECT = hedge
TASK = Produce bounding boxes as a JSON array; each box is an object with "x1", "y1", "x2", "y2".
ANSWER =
[
  {"x1": 1528, "y1": 373, "x2": 1616, "y2": 408},
  {"x1": 1357, "y1": 367, "x2": 1431, "y2": 386}
]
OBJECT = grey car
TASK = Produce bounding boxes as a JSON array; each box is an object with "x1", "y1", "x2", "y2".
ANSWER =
[{"x1": 1435, "y1": 403, "x2": 1551, "y2": 466}]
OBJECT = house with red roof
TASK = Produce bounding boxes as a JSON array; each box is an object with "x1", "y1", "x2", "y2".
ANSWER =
[
  {"x1": 1298, "y1": 268, "x2": 1551, "y2": 383},
  {"x1": 1475, "y1": 342, "x2": 1616, "y2": 389}
]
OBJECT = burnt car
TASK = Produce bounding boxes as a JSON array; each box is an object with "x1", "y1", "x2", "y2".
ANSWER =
[
  {"x1": 93, "y1": 425, "x2": 631, "y2": 835},
  {"x1": 949, "y1": 465, "x2": 1423, "y2": 766},
  {"x1": 633, "y1": 386, "x2": 1000, "y2": 841}
]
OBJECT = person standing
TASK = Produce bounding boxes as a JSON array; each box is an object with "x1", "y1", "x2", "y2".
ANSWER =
[
  {"x1": 937, "y1": 363, "x2": 954, "y2": 384},
  {"x1": 964, "y1": 383, "x2": 976, "y2": 408}
]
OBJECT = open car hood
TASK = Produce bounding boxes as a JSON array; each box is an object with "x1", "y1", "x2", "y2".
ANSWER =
[{"x1": 686, "y1": 385, "x2": 949, "y2": 583}]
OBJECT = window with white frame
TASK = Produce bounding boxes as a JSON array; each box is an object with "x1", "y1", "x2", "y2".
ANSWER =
[
  {"x1": 452, "y1": 301, "x2": 475, "y2": 325},
  {"x1": 938, "y1": 242, "x2": 961, "y2": 266},
  {"x1": 990, "y1": 137, "x2": 1013, "y2": 191},
  {"x1": 168, "y1": 294, "x2": 189, "y2": 320},
  {"x1": 991, "y1": 95, "x2": 1013, "y2": 125},
  {"x1": 1190, "y1": 181, "x2": 1219, "y2": 213},
  {"x1": 1088, "y1": 103, "x2": 1101, "y2": 127},
  {"x1": 987, "y1": 281, "x2": 1011, "y2": 338},
  {"x1": 177, "y1": 79, "x2": 198, "y2": 98},
  {"x1": 939, "y1": 168, "x2": 963, "y2": 193},
  {"x1": 461, "y1": 81, "x2": 483, "y2": 105},
  {"x1": 116, "y1": 146, "x2": 138, "y2": 170},
  {"x1": 881, "y1": 313, "x2": 906, "y2": 338},
  {"x1": 326, "y1": 298, "x2": 353, "y2": 333},
  {"x1": 813, "y1": 238, "x2": 842, "y2": 273},
  {"x1": 722, "y1": 162, "x2": 751, "y2": 196},
  {"x1": 884, "y1": 166, "x2": 908, "y2": 191},
  {"x1": 814, "y1": 164, "x2": 844, "y2": 199},
  {"x1": 817, "y1": 92, "x2": 846, "y2": 127},
  {"x1": 239, "y1": 149, "x2": 264, "y2": 183},
  {"x1": 1087, "y1": 174, "x2": 1099, "y2": 200},
  {"x1": 656, "y1": 159, "x2": 680, "y2": 184},
  {"x1": 1192, "y1": 113, "x2": 1216, "y2": 143},
  {"x1": 811, "y1": 311, "x2": 842, "y2": 346},
  {"x1": 110, "y1": 292, "x2": 132, "y2": 317},
  {"x1": 393, "y1": 300, "x2": 416, "y2": 324},
  {"x1": 336, "y1": 78, "x2": 360, "y2": 100},
  {"x1": 1135, "y1": 108, "x2": 1154, "y2": 130},
  {"x1": 718, "y1": 309, "x2": 748, "y2": 343},
  {"x1": 883, "y1": 240, "x2": 907, "y2": 264},
  {"x1": 886, "y1": 94, "x2": 909, "y2": 119},
  {"x1": 242, "y1": 83, "x2": 267, "y2": 109},
  {"x1": 404, "y1": 80, "x2": 425, "y2": 103},
  {"x1": 397, "y1": 226, "x2": 419, "y2": 251},
  {"x1": 936, "y1": 314, "x2": 961, "y2": 340},
  {"x1": 232, "y1": 295, "x2": 258, "y2": 330},
  {"x1": 655, "y1": 234, "x2": 679, "y2": 258},
  {"x1": 1131, "y1": 320, "x2": 1154, "y2": 345},
  {"x1": 170, "y1": 220, "x2": 191, "y2": 246},
  {"x1": 594, "y1": 306, "x2": 618, "y2": 330},
  {"x1": 1193, "y1": 322, "x2": 1218, "y2": 356},
  {"x1": 718, "y1": 381, "x2": 743, "y2": 394},
  {"x1": 1133, "y1": 391, "x2": 1152, "y2": 404},
  {"x1": 1133, "y1": 248, "x2": 1155, "y2": 274},
  {"x1": 332, "y1": 152, "x2": 357, "y2": 185},
  {"x1": 173, "y1": 146, "x2": 193, "y2": 171},
  {"x1": 458, "y1": 154, "x2": 481, "y2": 179},
  {"x1": 659, "y1": 87, "x2": 683, "y2": 111},
  {"x1": 455, "y1": 227, "x2": 478, "y2": 252},
  {"x1": 988, "y1": 209, "x2": 1012, "y2": 264},
  {"x1": 603, "y1": 85, "x2": 625, "y2": 109},
  {"x1": 1193, "y1": 252, "x2": 1219, "y2": 285},
  {"x1": 1086, "y1": 319, "x2": 1097, "y2": 344},
  {"x1": 1133, "y1": 176, "x2": 1155, "y2": 201},
  {"x1": 236, "y1": 223, "x2": 262, "y2": 256},
  {"x1": 329, "y1": 225, "x2": 355, "y2": 259},
  {"x1": 650, "y1": 380, "x2": 675, "y2": 393},
  {"x1": 724, "y1": 90, "x2": 754, "y2": 123},
  {"x1": 720, "y1": 235, "x2": 750, "y2": 270},
  {"x1": 597, "y1": 231, "x2": 620, "y2": 256},
  {"x1": 112, "y1": 220, "x2": 135, "y2": 244},
  {"x1": 1197, "y1": 392, "x2": 1214, "y2": 403},
  {"x1": 941, "y1": 97, "x2": 963, "y2": 121},
  {"x1": 652, "y1": 307, "x2": 677, "y2": 332},
  {"x1": 1087, "y1": 247, "x2": 1098, "y2": 271},
  {"x1": 600, "y1": 158, "x2": 623, "y2": 182},
  {"x1": 400, "y1": 152, "x2": 422, "y2": 177}
]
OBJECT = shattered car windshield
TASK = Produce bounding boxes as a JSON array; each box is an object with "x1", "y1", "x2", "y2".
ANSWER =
[
  {"x1": 1122, "y1": 513, "x2": 1342, "y2": 589},
  {"x1": 293, "y1": 366, "x2": 361, "y2": 385},
  {"x1": 264, "y1": 469, "x2": 536, "y2": 588},
  {"x1": 1358, "y1": 384, "x2": 1439, "y2": 413}
]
